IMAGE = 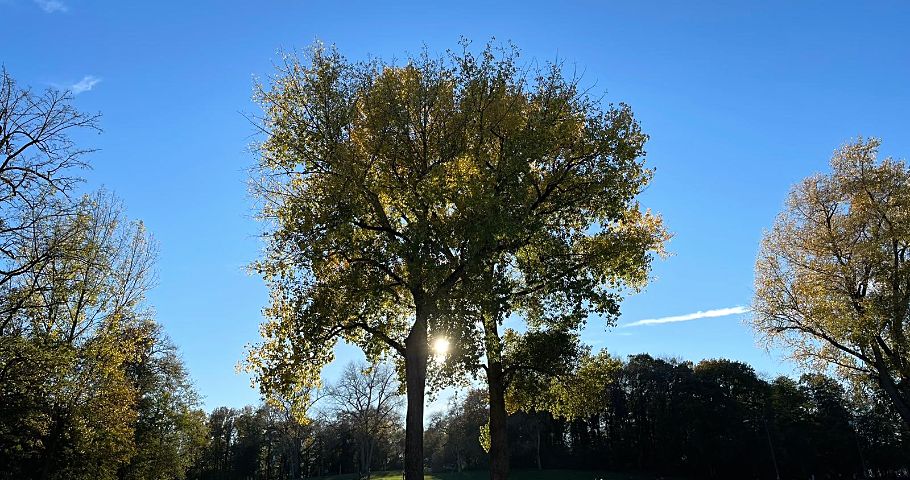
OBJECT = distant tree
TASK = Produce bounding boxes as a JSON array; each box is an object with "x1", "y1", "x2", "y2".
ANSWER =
[
  {"x1": 690, "y1": 359, "x2": 769, "y2": 478},
  {"x1": 797, "y1": 373, "x2": 862, "y2": 477},
  {"x1": 766, "y1": 376, "x2": 812, "y2": 478},
  {"x1": 518, "y1": 350, "x2": 622, "y2": 421},
  {"x1": 258, "y1": 383, "x2": 327, "y2": 479},
  {"x1": 192, "y1": 406, "x2": 270, "y2": 480},
  {"x1": 119, "y1": 321, "x2": 208, "y2": 480},
  {"x1": 508, "y1": 350, "x2": 622, "y2": 470},
  {"x1": 851, "y1": 387, "x2": 910, "y2": 474},
  {"x1": 328, "y1": 361, "x2": 403, "y2": 479},
  {"x1": 195, "y1": 407, "x2": 237, "y2": 478},
  {"x1": 199, "y1": 352, "x2": 909, "y2": 479},
  {"x1": 425, "y1": 389, "x2": 489, "y2": 473},
  {"x1": 753, "y1": 138, "x2": 910, "y2": 427}
]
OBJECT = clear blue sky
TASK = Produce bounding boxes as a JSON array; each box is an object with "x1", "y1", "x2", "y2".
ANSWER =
[{"x1": 3, "y1": 0, "x2": 908, "y2": 411}]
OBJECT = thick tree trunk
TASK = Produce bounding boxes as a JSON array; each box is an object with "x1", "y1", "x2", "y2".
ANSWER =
[
  {"x1": 872, "y1": 345, "x2": 910, "y2": 429},
  {"x1": 876, "y1": 369, "x2": 910, "y2": 428},
  {"x1": 488, "y1": 362, "x2": 510, "y2": 480},
  {"x1": 404, "y1": 310, "x2": 428, "y2": 480}
]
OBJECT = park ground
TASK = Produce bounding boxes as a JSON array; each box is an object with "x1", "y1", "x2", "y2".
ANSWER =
[{"x1": 311, "y1": 470, "x2": 673, "y2": 480}]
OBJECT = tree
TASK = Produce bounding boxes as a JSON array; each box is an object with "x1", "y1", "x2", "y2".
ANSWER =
[
  {"x1": 690, "y1": 359, "x2": 769, "y2": 477},
  {"x1": 851, "y1": 385, "x2": 910, "y2": 475},
  {"x1": 797, "y1": 373, "x2": 862, "y2": 477},
  {"x1": 202, "y1": 352, "x2": 910, "y2": 478},
  {"x1": 0, "y1": 193, "x2": 160, "y2": 479},
  {"x1": 508, "y1": 349, "x2": 622, "y2": 471},
  {"x1": 425, "y1": 389, "x2": 489, "y2": 473},
  {"x1": 119, "y1": 320, "x2": 208, "y2": 480},
  {"x1": 247, "y1": 40, "x2": 667, "y2": 480},
  {"x1": 753, "y1": 137, "x2": 910, "y2": 427},
  {"x1": 328, "y1": 361, "x2": 403, "y2": 479},
  {"x1": 0, "y1": 68, "x2": 97, "y2": 300},
  {"x1": 0, "y1": 70, "x2": 204, "y2": 480}
]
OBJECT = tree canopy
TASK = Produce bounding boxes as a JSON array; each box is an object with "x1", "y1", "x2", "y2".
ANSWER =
[
  {"x1": 753, "y1": 137, "x2": 910, "y2": 426},
  {"x1": 246, "y1": 40, "x2": 668, "y2": 479},
  {"x1": 246, "y1": 39, "x2": 668, "y2": 479}
]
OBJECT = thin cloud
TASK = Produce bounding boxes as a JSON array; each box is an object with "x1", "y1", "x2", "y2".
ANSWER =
[
  {"x1": 70, "y1": 75, "x2": 101, "y2": 94},
  {"x1": 621, "y1": 306, "x2": 749, "y2": 328},
  {"x1": 33, "y1": 0, "x2": 67, "y2": 13}
]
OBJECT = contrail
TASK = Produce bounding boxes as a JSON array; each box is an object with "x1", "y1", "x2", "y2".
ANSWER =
[{"x1": 621, "y1": 306, "x2": 749, "y2": 328}]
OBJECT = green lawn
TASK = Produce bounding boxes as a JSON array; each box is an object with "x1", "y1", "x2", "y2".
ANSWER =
[{"x1": 315, "y1": 470, "x2": 666, "y2": 480}]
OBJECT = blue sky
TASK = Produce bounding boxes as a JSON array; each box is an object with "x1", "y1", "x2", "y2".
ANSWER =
[{"x1": 3, "y1": 0, "x2": 908, "y2": 411}]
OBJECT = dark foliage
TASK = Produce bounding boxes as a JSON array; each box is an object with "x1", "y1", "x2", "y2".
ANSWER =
[{"x1": 431, "y1": 355, "x2": 910, "y2": 480}]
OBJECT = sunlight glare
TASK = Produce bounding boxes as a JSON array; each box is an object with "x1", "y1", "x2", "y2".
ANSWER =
[{"x1": 432, "y1": 337, "x2": 450, "y2": 358}]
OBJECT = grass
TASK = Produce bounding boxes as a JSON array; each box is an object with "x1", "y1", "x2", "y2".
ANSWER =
[{"x1": 313, "y1": 470, "x2": 667, "y2": 480}]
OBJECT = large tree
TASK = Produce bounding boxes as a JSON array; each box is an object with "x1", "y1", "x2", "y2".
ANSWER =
[
  {"x1": 753, "y1": 137, "x2": 910, "y2": 427},
  {"x1": 247, "y1": 43, "x2": 492, "y2": 479},
  {"x1": 246, "y1": 40, "x2": 665, "y2": 479}
]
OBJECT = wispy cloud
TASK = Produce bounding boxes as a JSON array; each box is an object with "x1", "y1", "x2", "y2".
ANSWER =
[
  {"x1": 33, "y1": 0, "x2": 67, "y2": 13},
  {"x1": 621, "y1": 306, "x2": 749, "y2": 328},
  {"x1": 70, "y1": 75, "x2": 101, "y2": 94}
]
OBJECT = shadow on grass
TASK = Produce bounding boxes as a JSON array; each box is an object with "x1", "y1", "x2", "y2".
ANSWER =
[{"x1": 311, "y1": 470, "x2": 676, "y2": 480}]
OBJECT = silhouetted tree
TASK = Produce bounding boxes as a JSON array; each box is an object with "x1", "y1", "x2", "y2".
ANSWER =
[
  {"x1": 245, "y1": 39, "x2": 668, "y2": 480},
  {"x1": 328, "y1": 361, "x2": 403, "y2": 479}
]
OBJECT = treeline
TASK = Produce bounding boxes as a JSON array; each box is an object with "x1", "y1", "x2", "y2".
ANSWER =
[
  {"x1": 189, "y1": 362, "x2": 404, "y2": 480},
  {"x1": 0, "y1": 70, "x2": 208, "y2": 480},
  {"x1": 186, "y1": 404, "x2": 403, "y2": 480},
  {"x1": 505, "y1": 354, "x2": 910, "y2": 479},
  {"x1": 188, "y1": 355, "x2": 910, "y2": 480}
]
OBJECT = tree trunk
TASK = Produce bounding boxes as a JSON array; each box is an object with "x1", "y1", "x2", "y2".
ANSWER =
[
  {"x1": 876, "y1": 369, "x2": 910, "y2": 428},
  {"x1": 872, "y1": 346, "x2": 910, "y2": 428},
  {"x1": 488, "y1": 362, "x2": 510, "y2": 480},
  {"x1": 535, "y1": 424, "x2": 542, "y2": 471},
  {"x1": 365, "y1": 438, "x2": 374, "y2": 479},
  {"x1": 293, "y1": 435, "x2": 302, "y2": 480},
  {"x1": 358, "y1": 439, "x2": 366, "y2": 479},
  {"x1": 404, "y1": 309, "x2": 429, "y2": 480},
  {"x1": 266, "y1": 430, "x2": 272, "y2": 480}
]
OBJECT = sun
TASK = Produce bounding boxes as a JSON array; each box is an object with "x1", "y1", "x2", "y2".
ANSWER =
[{"x1": 432, "y1": 337, "x2": 450, "y2": 357}]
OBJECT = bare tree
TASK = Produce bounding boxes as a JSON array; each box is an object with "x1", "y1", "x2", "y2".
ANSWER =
[
  {"x1": 328, "y1": 361, "x2": 403, "y2": 479},
  {"x1": 0, "y1": 68, "x2": 99, "y2": 331}
]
